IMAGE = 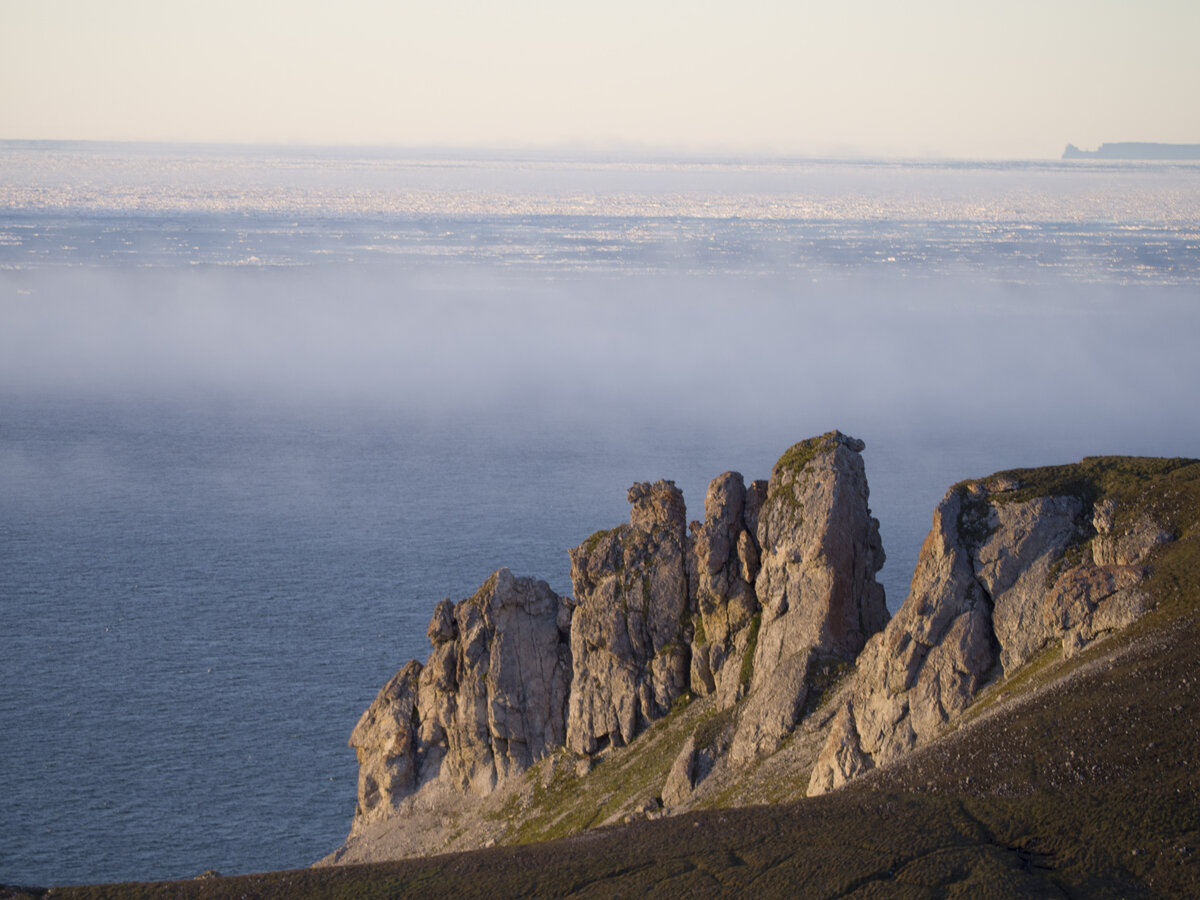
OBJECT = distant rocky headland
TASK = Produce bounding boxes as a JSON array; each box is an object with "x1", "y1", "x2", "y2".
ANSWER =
[
  {"x1": 322, "y1": 432, "x2": 1191, "y2": 867},
  {"x1": 1063, "y1": 142, "x2": 1200, "y2": 160}
]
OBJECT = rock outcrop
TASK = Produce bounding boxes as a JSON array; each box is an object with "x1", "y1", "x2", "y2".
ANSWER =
[
  {"x1": 336, "y1": 444, "x2": 1191, "y2": 866},
  {"x1": 347, "y1": 431, "x2": 889, "y2": 832},
  {"x1": 808, "y1": 469, "x2": 1172, "y2": 796},
  {"x1": 753, "y1": 434, "x2": 888, "y2": 667},
  {"x1": 660, "y1": 735, "x2": 698, "y2": 809},
  {"x1": 565, "y1": 481, "x2": 692, "y2": 755},
  {"x1": 349, "y1": 568, "x2": 571, "y2": 832},
  {"x1": 688, "y1": 472, "x2": 766, "y2": 699},
  {"x1": 730, "y1": 432, "x2": 888, "y2": 761},
  {"x1": 348, "y1": 661, "x2": 422, "y2": 830}
]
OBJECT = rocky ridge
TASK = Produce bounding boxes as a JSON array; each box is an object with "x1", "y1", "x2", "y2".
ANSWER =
[
  {"x1": 331, "y1": 442, "x2": 1182, "y2": 865},
  {"x1": 339, "y1": 432, "x2": 887, "y2": 852}
]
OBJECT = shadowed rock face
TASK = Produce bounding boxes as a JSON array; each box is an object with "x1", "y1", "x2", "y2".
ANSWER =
[
  {"x1": 348, "y1": 568, "x2": 571, "y2": 831},
  {"x1": 566, "y1": 481, "x2": 692, "y2": 755},
  {"x1": 808, "y1": 474, "x2": 1169, "y2": 796}
]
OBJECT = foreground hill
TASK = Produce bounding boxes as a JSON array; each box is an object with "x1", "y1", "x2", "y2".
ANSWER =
[{"x1": 10, "y1": 448, "x2": 1200, "y2": 897}]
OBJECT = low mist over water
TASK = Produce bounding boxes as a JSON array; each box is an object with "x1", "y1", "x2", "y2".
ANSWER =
[
  {"x1": 2, "y1": 144, "x2": 1199, "y2": 885},
  {"x1": 4, "y1": 264, "x2": 1196, "y2": 437}
]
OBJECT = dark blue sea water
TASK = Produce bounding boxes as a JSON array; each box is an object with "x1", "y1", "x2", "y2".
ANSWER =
[{"x1": 3, "y1": 144, "x2": 1199, "y2": 886}]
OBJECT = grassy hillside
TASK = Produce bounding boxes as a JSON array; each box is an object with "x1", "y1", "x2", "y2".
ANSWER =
[{"x1": 11, "y1": 456, "x2": 1200, "y2": 898}]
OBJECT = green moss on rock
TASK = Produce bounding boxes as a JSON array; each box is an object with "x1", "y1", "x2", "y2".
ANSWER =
[
  {"x1": 739, "y1": 612, "x2": 762, "y2": 689},
  {"x1": 580, "y1": 528, "x2": 613, "y2": 557},
  {"x1": 773, "y1": 436, "x2": 830, "y2": 480}
]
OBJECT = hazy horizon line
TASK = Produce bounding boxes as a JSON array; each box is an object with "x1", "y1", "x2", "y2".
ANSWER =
[{"x1": 0, "y1": 135, "x2": 1088, "y2": 165}]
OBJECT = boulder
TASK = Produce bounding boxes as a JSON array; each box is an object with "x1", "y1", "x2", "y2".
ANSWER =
[
  {"x1": 729, "y1": 648, "x2": 813, "y2": 763},
  {"x1": 806, "y1": 700, "x2": 874, "y2": 796},
  {"x1": 661, "y1": 735, "x2": 697, "y2": 809}
]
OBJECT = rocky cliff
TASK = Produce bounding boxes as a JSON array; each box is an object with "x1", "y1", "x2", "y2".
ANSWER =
[
  {"x1": 729, "y1": 434, "x2": 887, "y2": 763},
  {"x1": 349, "y1": 568, "x2": 571, "y2": 830},
  {"x1": 334, "y1": 444, "x2": 1185, "y2": 865},
  {"x1": 807, "y1": 461, "x2": 1176, "y2": 795},
  {"x1": 566, "y1": 480, "x2": 692, "y2": 755},
  {"x1": 689, "y1": 471, "x2": 766, "y2": 700},
  {"x1": 341, "y1": 431, "x2": 887, "y2": 845}
]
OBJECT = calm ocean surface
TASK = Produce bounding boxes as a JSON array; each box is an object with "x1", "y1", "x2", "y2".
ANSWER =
[{"x1": 2, "y1": 143, "x2": 1199, "y2": 886}]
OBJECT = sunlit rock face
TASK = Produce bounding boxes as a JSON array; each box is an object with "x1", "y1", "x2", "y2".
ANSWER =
[
  {"x1": 688, "y1": 471, "x2": 766, "y2": 699},
  {"x1": 729, "y1": 432, "x2": 889, "y2": 762},
  {"x1": 565, "y1": 481, "x2": 692, "y2": 755},
  {"x1": 349, "y1": 660, "x2": 423, "y2": 831},
  {"x1": 751, "y1": 432, "x2": 889, "y2": 668},
  {"x1": 349, "y1": 568, "x2": 571, "y2": 830},
  {"x1": 348, "y1": 431, "x2": 895, "y2": 836},
  {"x1": 808, "y1": 474, "x2": 1167, "y2": 797}
]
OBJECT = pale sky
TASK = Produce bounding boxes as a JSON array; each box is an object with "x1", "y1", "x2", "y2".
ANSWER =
[{"x1": 1, "y1": 0, "x2": 1197, "y2": 157}]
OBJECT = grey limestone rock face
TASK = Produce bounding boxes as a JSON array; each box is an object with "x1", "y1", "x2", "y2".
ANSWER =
[
  {"x1": 808, "y1": 475, "x2": 1168, "y2": 796},
  {"x1": 690, "y1": 472, "x2": 765, "y2": 697},
  {"x1": 752, "y1": 433, "x2": 888, "y2": 675},
  {"x1": 349, "y1": 661, "x2": 422, "y2": 831},
  {"x1": 566, "y1": 481, "x2": 692, "y2": 755},
  {"x1": 729, "y1": 647, "x2": 815, "y2": 763},
  {"x1": 731, "y1": 432, "x2": 888, "y2": 759},
  {"x1": 714, "y1": 624, "x2": 753, "y2": 711},
  {"x1": 1091, "y1": 498, "x2": 1172, "y2": 567},
  {"x1": 977, "y1": 492, "x2": 1087, "y2": 674},
  {"x1": 434, "y1": 569, "x2": 572, "y2": 791},
  {"x1": 806, "y1": 700, "x2": 873, "y2": 795},
  {"x1": 347, "y1": 432, "x2": 895, "y2": 840},
  {"x1": 349, "y1": 568, "x2": 571, "y2": 831}
]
